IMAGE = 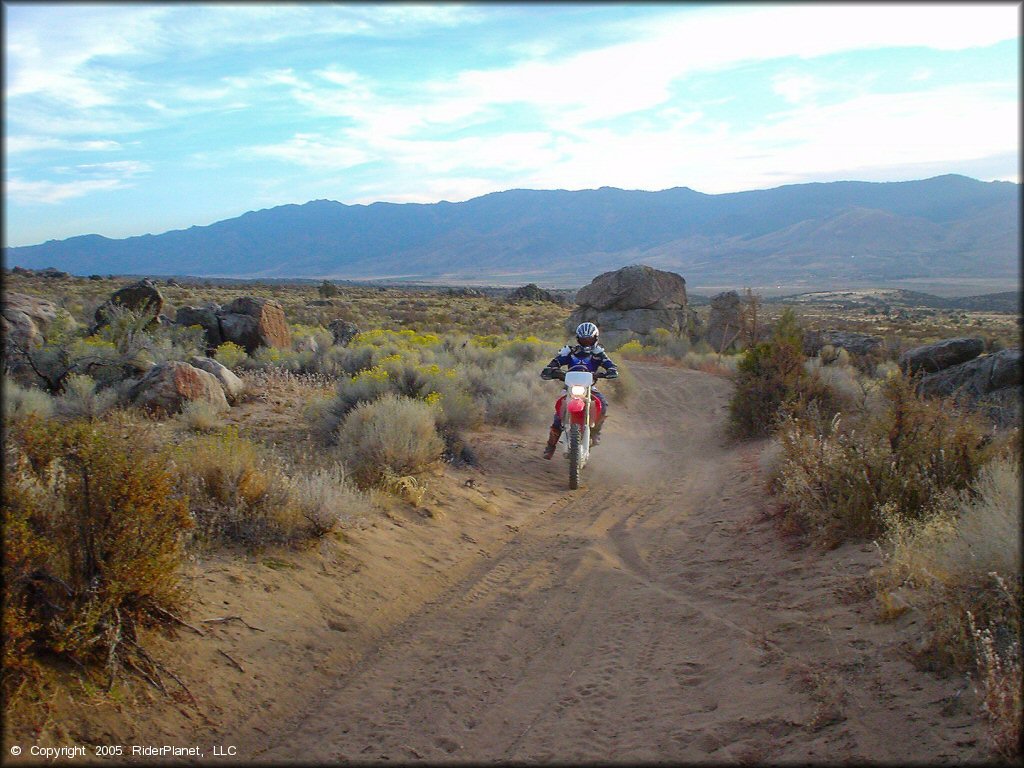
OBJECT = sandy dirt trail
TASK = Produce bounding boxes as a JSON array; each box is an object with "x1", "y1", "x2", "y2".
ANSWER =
[{"x1": 254, "y1": 363, "x2": 986, "y2": 764}]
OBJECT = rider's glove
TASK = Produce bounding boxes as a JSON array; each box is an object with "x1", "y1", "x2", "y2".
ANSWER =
[
  {"x1": 604, "y1": 369, "x2": 619, "y2": 379},
  {"x1": 540, "y1": 368, "x2": 555, "y2": 380}
]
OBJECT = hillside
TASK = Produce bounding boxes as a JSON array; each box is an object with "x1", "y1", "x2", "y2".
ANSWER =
[{"x1": 5, "y1": 175, "x2": 1019, "y2": 287}]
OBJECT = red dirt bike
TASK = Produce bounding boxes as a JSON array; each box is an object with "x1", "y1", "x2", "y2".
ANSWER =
[{"x1": 549, "y1": 366, "x2": 606, "y2": 490}]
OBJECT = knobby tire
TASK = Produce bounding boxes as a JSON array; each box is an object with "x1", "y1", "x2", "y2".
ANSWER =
[{"x1": 568, "y1": 423, "x2": 581, "y2": 490}]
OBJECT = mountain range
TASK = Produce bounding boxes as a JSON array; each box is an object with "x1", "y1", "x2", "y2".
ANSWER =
[{"x1": 5, "y1": 174, "x2": 1019, "y2": 288}]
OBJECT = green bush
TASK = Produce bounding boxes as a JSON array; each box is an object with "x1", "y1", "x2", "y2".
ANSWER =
[
  {"x1": 213, "y1": 341, "x2": 250, "y2": 370},
  {"x1": 728, "y1": 309, "x2": 842, "y2": 438}
]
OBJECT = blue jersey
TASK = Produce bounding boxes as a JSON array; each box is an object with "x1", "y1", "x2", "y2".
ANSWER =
[{"x1": 544, "y1": 344, "x2": 618, "y2": 378}]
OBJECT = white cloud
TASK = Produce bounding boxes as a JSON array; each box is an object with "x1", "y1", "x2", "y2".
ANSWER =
[
  {"x1": 6, "y1": 136, "x2": 123, "y2": 154},
  {"x1": 55, "y1": 160, "x2": 151, "y2": 178},
  {"x1": 6, "y1": 159, "x2": 150, "y2": 204},
  {"x1": 6, "y1": 177, "x2": 130, "y2": 204},
  {"x1": 771, "y1": 73, "x2": 830, "y2": 105},
  {"x1": 245, "y1": 134, "x2": 368, "y2": 170}
]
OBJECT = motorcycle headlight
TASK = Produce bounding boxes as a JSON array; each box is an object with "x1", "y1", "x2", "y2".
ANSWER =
[{"x1": 570, "y1": 385, "x2": 587, "y2": 396}]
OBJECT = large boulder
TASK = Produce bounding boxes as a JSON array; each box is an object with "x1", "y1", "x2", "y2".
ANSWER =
[
  {"x1": 93, "y1": 279, "x2": 164, "y2": 329},
  {"x1": 219, "y1": 297, "x2": 290, "y2": 353},
  {"x1": 1, "y1": 292, "x2": 60, "y2": 351},
  {"x1": 918, "y1": 348, "x2": 1022, "y2": 399},
  {"x1": 568, "y1": 265, "x2": 693, "y2": 348},
  {"x1": 128, "y1": 361, "x2": 229, "y2": 415},
  {"x1": 507, "y1": 284, "x2": 565, "y2": 304},
  {"x1": 189, "y1": 356, "x2": 245, "y2": 404},
  {"x1": 574, "y1": 264, "x2": 687, "y2": 311},
  {"x1": 899, "y1": 337, "x2": 985, "y2": 374},
  {"x1": 804, "y1": 330, "x2": 885, "y2": 358},
  {"x1": 705, "y1": 291, "x2": 743, "y2": 352},
  {"x1": 175, "y1": 304, "x2": 223, "y2": 350}
]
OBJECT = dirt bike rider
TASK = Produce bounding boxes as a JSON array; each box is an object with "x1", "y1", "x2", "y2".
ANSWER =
[{"x1": 540, "y1": 322, "x2": 618, "y2": 459}]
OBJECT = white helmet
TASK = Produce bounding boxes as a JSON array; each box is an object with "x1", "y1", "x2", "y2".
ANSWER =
[{"x1": 575, "y1": 322, "x2": 599, "y2": 348}]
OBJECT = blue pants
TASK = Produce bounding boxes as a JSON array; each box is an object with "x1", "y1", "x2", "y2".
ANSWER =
[{"x1": 552, "y1": 390, "x2": 608, "y2": 430}]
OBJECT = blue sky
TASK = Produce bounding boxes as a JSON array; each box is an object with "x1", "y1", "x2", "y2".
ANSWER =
[{"x1": 3, "y1": 2, "x2": 1019, "y2": 246}]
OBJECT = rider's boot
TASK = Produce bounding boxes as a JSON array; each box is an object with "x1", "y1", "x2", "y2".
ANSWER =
[
  {"x1": 591, "y1": 417, "x2": 604, "y2": 446},
  {"x1": 542, "y1": 426, "x2": 561, "y2": 459}
]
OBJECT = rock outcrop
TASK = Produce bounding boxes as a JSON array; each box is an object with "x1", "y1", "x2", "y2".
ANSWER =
[
  {"x1": 918, "y1": 348, "x2": 1022, "y2": 427},
  {"x1": 918, "y1": 348, "x2": 1021, "y2": 399},
  {"x1": 2, "y1": 292, "x2": 60, "y2": 351},
  {"x1": 189, "y1": 356, "x2": 245, "y2": 404},
  {"x1": 705, "y1": 291, "x2": 743, "y2": 352},
  {"x1": 899, "y1": 337, "x2": 985, "y2": 374},
  {"x1": 568, "y1": 265, "x2": 697, "y2": 348},
  {"x1": 220, "y1": 297, "x2": 290, "y2": 352},
  {"x1": 128, "y1": 361, "x2": 229, "y2": 415},
  {"x1": 507, "y1": 284, "x2": 565, "y2": 304},
  {"x1": 176, "y1": 304, "x2": 224, "y2": 350},
  {"x1": 93, "y1": 279, "x2": 164, "y2": 330},
  {"x1": 174, "y1": 296, "x2": 289, "y2": 353}
]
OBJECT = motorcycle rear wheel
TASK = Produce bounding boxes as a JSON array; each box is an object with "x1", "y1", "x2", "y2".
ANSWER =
[{"x1": 568, "y1": 423, "x2": 581, "y2": 490}]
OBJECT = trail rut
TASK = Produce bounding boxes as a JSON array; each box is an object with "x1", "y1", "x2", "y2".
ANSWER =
[{"x1": 253, "y1": 362, "x2": 987, "y2": 764}]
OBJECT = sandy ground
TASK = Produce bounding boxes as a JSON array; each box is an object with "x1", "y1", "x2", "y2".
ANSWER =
[{"x1": 6, "y1": 363, "x2": 989, "y2": 764}]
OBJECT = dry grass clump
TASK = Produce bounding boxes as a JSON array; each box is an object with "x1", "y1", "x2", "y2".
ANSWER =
[
  {"x1": 774, "y1": 372, "x2": 990, "y2": 546},
  {"x1": 337, "y1": 394, "x2": 443, "y2": 487},
  {"x1": 174, "y1": 427, "x2": 301, "y2": 548},
  {"x1": 286, "y1": 463, "x2": 369, "y2": 537},
  {"x1": 875, "y1": 455, "x2": 1021, "y2": 758},
  {"x1": 2, "y1": 414, "x2": 192, "y2": 701},
  {"x1": 56, "y1": 373, "x2": 119, "y2": 419},
  {"x1": 175, "y1": 399, "x2": 225, "y2": 432},
  {"x1": 3, "y1": 377, "x2": 56, "y2": 420},
  {"x1": 969, "y1": 604, "x2": 1021, "y2": 761}
]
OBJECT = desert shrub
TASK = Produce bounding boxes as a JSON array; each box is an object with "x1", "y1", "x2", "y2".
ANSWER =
[
  {"x1": 145, "y1": 323, "x2": 206, "y2": 365},
  {"x1": 803, "y1": 355, "x2": 866, "y2": 411},
  {"x1": 286, "y1": 463, "x2": 368, "y2": 537},
  {"x1": 615, "y1": 340, "x2": 646, "y2": 356},
  {"x1": 94, "y1": 303, "x2": 158, "y2": 348},
  {"x1": 174, "y1": 427, "x2": 300, "y2": 548},
  {"x1": 2, "y1": 416, "x2": 191, "y2": 696},
  {"x1": 56, "y1": 373, "x2": 119, "y2": 419},
  {"x1": 290, "y1": 322, "x2": 333, "y2": 348},
  {"x1": 3, "y1": 378, "x2": 56, "y2": 420},
  {"x1": 774, "y1": 372, "x2": 991, "y2": 545},
  {"x1": 213, "y1": 341, "x2": 250, "y2": 370},
  {"x1": 338, "y1": 394, "x2": 444, "y2": 487},
  {"x1": 485, "y1": 380, "x2": 537, "y2": 427}
]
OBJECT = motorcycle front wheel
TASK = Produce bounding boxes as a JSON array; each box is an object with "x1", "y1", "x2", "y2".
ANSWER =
[{"x1": 568, "y1": 423, "x2": 581, "y2": 490}]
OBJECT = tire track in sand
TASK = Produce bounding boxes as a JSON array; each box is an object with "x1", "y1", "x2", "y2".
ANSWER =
[{"x1": 254, "y1": 363, "x2": 989, "y2": 764}]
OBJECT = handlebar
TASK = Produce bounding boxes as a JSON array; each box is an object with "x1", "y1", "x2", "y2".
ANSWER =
[{"x1": 543, "y1": 369, "x2": 610, "y2": 381}]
